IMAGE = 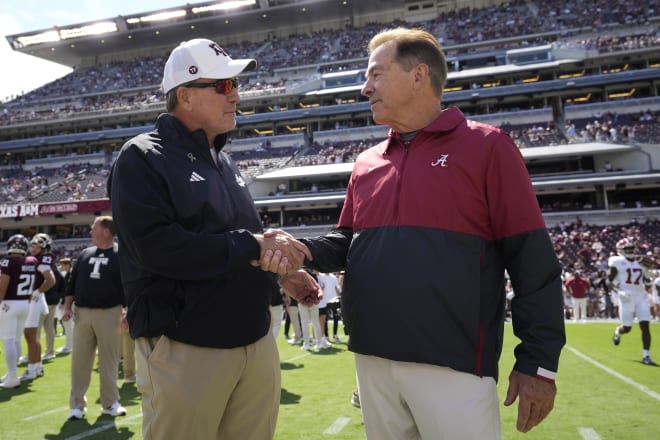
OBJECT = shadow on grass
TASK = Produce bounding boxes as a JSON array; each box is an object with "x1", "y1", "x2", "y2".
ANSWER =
[
  {"x1": 280, "y1": 362, "x2": 304, "y2": 371},
  {"x1": 44, "y1": 416, "x2": 135, "y2": 439},
  {"x1": 280, "y1": 387, "x2": 302, "y2": 405},
  {"x1": 91, "y1": 381, "x2": 142, "y2": 408},
  {"x1": 310, "y1": 346, "x2": 344, "y2": 356},
  {"x1": 0, "y1": 380, "x2": 33, "y2": 402}
]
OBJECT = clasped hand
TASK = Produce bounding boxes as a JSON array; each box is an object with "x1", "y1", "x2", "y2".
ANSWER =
[
  {"x1": 251, "y1": 229, "x2": 322, "y2": 305},
  {"x1": 252, "y1": 228, "x2": 311, "y2": 275}
]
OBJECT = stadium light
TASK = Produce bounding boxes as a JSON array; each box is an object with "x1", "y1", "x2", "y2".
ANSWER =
[
  {"x1": 126, "y1": 10, "x2": 187, "y2": 24},
  {"x1": 59, "y1": 22, "x2": 118, "y2": 40},
  {"x1": 192, "y1": 0, "x2": 257, "y2": 14},
  {"x1": 14, "y1": 21, "x2": 118, "y2": 47},
  {"x1": 16, "y1": 30, "x2": 60, "y2": 47}
]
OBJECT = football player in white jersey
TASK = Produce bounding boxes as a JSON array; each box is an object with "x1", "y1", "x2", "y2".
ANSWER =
[{"x1": 607, "y1": 238, "x2": 656, "y2": 365}]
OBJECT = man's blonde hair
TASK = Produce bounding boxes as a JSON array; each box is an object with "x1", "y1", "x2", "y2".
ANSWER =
[{"x1": 367, "y1": 27, "x2": 447, "y2": 98}]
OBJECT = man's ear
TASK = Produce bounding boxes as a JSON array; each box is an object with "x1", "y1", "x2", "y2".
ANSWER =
[
  {"x1": 177, "y1": 86, "x2": 194, "y2": 111},
  {"x1": 413, "y1": 63, "x2": 430, "y2": 90}
]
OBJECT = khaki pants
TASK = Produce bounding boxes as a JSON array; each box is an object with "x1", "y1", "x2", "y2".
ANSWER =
[
  {"x1": 40, "y1": 304, "x2": 57, "y2": 356},
  {"x1": 136, "y1": 333, "x2": 280, "y2": 440},
  {"x1": 121, "y1": 332, "x2": 136, "y2": 378},
  {"x1": 355, "y1": 353, "x2": 500, "y2": 440},
  {"x1": 69, "y1": 305, "x2": 122, "y2": 410}
]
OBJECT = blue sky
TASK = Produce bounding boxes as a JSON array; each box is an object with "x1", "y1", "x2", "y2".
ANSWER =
[{"x1": 0, "y1": 0, "x2": 192, "y2": 101}]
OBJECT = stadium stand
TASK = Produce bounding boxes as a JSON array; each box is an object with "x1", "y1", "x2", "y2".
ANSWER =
[{"x1": 1, "y1": 0, "x2": 659, "y2": 266}]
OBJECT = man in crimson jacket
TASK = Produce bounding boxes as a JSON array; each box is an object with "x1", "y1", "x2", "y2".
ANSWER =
[{"x1": 260, "y1": 27, "x2": 565, "y2": 440}]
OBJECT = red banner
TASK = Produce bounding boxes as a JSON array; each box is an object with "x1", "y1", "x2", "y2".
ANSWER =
[
  {"x1": 38, "y1": 199, "x2": 111, "y2": 216},
  {"x1": 0, "y1": 199, "x2": 112, "y2": 218}
]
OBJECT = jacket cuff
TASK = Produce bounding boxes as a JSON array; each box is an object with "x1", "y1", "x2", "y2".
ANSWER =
[
  {"x1": 514, "y1": 361, "x2": 557, "y2": 383},
  {"x1": 226, "y1": 229, "x2": 261, "y2": 262},
  {"x1": 535, "y1": 367, "x2": 557, "y2": 383}
]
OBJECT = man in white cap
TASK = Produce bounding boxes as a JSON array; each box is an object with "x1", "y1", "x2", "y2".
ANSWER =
[{"x1": 108, "y1": 39, "x2": 318, "y2": 439}]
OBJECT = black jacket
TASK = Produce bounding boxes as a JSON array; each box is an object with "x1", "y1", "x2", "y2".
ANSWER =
[{"x1": 108, "y1": 113, "x2": 270, "y2": 348}]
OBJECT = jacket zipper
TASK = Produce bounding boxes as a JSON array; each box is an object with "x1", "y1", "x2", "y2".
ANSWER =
[{"x1": 394, "y1": 139, "x2": 411, "y2": 223}]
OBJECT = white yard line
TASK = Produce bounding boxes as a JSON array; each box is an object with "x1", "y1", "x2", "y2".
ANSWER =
[
  {"x1": 565, "y1": 345, "x2": 660, "y2": 401},
  {"x1": 282, "y1": 352, "x2": 311, "y2": 363},
  {"x1": 323, "y1": 417, "x2": 351, "y2": 435},
  {"x1": 23, "y1": 406, "x2": 69, "y2": 421},
  {"x1": 577, "y1": 427, "x2": 602, "y2": 440}
]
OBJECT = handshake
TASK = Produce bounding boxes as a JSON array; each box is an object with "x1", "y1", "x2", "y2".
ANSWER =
[{"x1": 252, "y1": 229, "x2": 322, "y2": 306}]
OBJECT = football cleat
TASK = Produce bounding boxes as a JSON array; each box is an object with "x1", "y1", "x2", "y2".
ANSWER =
[
  {"x1": 642, "y1": 356, "x2": 657, "y2": 366},
  {"x1": 102, "y1": 401, "x2": 127, "y2": 416},
  {"x1": 0, "y1": 376, "x2": 21, "y2": 389},
  {"x1": 68, "y1": 408, "x2": 86, "y2": 420},
  {"x1": 351, "y1": 390, "x2": 361, "y2": 408},
  {"x1": 612, "y1": 332, "x2": 620, "y2": 346}
]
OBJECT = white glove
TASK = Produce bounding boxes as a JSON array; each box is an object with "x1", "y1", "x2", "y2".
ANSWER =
[{"x1": 618, "y1": 290, "x2": 631, "y2": 302}]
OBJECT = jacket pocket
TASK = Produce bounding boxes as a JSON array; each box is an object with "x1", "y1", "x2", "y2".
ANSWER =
[{"x1": 126, "y1": 277, "x2": 182, "y2": 338}]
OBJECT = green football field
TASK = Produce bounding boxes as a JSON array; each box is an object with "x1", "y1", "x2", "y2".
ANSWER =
[{"x1": 1, "y1": 321, "x2": 658, "y2": 439}]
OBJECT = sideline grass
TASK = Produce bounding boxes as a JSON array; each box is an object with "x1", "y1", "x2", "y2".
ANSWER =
[{"x1": 1, "y1": 321, "x2": 658, "y2": 439}]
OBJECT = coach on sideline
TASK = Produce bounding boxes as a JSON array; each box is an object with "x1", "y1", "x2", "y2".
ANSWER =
[
  {"x1": 262, "y1": 27, "x2": 566, "y2": 439},
  {"x1": 108, "y1": 38, "x2": 317, "y2": 439}
]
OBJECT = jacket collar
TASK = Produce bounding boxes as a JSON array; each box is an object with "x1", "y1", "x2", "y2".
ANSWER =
[
  {"x1": 384, "y1": 107, "x2": 466, "y2": 154},
  {"x1": 155, "y1": 113, "x2": 228, "y2": 156}
]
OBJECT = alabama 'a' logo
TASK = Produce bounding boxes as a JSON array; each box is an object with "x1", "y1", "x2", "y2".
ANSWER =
[{"x1": 431, "y1": 154, "x2": 449, "y2": 167}]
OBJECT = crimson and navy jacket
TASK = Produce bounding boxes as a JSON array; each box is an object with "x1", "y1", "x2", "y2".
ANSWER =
[
  {"x1": 107, "y1": 113, "x2": 270, "y2": 348},
  {"x1": 301, "y1": 107, "x2": 565, "y2": 382}
]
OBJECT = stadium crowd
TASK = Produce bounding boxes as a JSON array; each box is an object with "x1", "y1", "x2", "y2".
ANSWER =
[{"x1": 0, "y1": 0, "x2": 658, "y2": 122}]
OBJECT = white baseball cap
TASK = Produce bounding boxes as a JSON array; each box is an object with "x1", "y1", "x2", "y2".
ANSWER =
[{"x1": 162, "y1": 38, "x2": 257, "y2": 94}]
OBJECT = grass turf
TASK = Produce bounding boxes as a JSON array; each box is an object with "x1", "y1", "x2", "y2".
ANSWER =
[{"x1": 1, "y1": 321, "x2": 658, "y2": 439}]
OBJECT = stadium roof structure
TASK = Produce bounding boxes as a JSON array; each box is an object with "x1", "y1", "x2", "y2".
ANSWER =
[
  {"x1": 257, "y1": 162, "x2": 354, "y2": 180},
  {"x1": 256, "y1": 142, "x2": 640, "y2": 181},
  {"x1": 5, "y1": 0, "x2": 399, "y2": 67}
]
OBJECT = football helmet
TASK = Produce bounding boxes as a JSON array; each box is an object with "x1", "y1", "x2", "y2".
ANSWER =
[
  {"x1": 7, "y1": 234, "x2": 30, "y2": 255},
  {"x1": 31, "y1": 233, "x2": 53, "y2": 252},
  {"x1": 616, "y1": 237, "x2": 637, "y2": 260}
]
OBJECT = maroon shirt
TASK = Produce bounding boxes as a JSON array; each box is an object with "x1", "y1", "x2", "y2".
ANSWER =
[
  {"x1": 0, "y1": 255, "x2": 38, "y2": 300},
  {"x1": 566, "y1": 276, "x2": 590, "y2": 299}
]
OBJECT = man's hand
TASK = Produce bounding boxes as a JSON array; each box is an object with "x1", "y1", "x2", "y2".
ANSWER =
[
  {"x1": 281, "y1": 270, "x2": 322, "y2": 306},
  {"x1": 252, "y1": 229, "x2": 312, "y2": 275},
  {"x1": 504, "y1": 369, "x2": 557, "y2": 433}
]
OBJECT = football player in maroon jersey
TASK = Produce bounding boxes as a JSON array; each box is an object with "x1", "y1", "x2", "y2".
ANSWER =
[
  {"x1": 1, "y1": 235, "x2": 38, "y2": 389},
  {"x1": 19, "y1": 233, "x2": 56, "y2": 381}
]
